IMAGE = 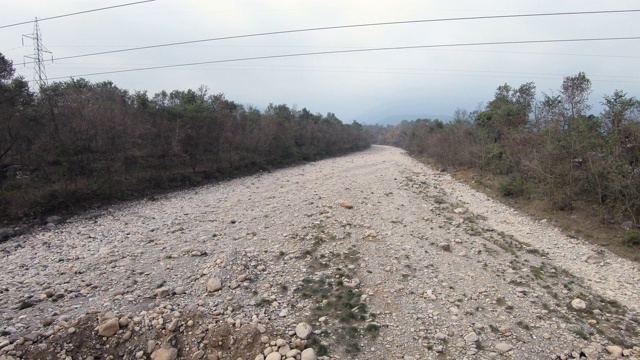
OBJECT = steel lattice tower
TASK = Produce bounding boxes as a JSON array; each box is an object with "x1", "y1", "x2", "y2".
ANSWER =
[{"x1": 23, "y1": 18, "x2": 52, "y2": 89}]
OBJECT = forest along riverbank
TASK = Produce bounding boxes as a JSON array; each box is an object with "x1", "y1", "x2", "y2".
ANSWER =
[{"x1": 0, "y1": 145, "x2": 638, "y2": 360}]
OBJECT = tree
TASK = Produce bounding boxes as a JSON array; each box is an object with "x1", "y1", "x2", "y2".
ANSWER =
[
  {"x1": 534, "y1": 93, "x2": 565, "y2": 130},
  {"x1": 0, "y1": 52, "x2": 34, "y2": 184},
  {"x1": 478, "y1": 82, "x2": 536, "y2": 133},
  {"x1": 601, "y1": 89, "x2": 639, "y2": 135},
  {"x1": 0, "y1": 53, "x2": 15, "y2": 81},
  {"x1": 561, "y1": 72, "x2": 592, "y2": 119}
]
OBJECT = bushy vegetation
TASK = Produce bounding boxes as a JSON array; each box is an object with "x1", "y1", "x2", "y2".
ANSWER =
[
  {"x1": 0, "y1": 52, "x2": 369, "y2": 221},
  {"x1": 371, "y1": 72, "x2": 640, "y2": 230}
]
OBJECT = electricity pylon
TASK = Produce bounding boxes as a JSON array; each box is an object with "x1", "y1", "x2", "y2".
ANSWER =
[{"x1": 23, "y1": 18, "x2": 52, "y2": 89}]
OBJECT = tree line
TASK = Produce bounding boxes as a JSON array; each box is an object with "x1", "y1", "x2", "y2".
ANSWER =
[
  {"x1": 370, "y1": 72, "x2": 640, "y2": 236},
  {"x1": 0, "y1": 52, "x2": 370, "y2": 221}
]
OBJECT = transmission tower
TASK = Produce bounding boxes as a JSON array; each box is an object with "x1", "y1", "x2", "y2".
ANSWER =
[{"x1": 23, "y1": 17, "x2": 52, "y2": 89}]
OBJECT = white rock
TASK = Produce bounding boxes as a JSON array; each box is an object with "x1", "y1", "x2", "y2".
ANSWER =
[
  {"x1": 295, "y1": 322, "x2": 313, "y2": 339},
  {"x1": 495, "y1": 342, "x2": 513, "y2": 352},
  {"x1": 275, "y1": 339, "x2": 287, "y2": 347},
  {"x1": 265, "y1": 353, "x2": 281, "y2": 360},
  {"x1": 606, "y1": 345, "x2": 623, "y2": 357},
  {"x1": 301, "y1": 348, "x2": 317, "y2": 360},
  {"x1": 278, "y1": 344, "x2": 290, "y2": 355},
  {"x1": 155, "y1": 287, "x2": 171, "y2": 298},
  {"x1": 571, "y1": 298, "x2": 586, "y2": 310},
  {"x1": 463, "y1": 332, "x2": 478, "y2": 342},
  {"x1": 286, "y1": 349, "x2": 301, "y2": 358},
  {"x1": 150, "y1": 348, "x2": 178, "y2": 360},
  {"x1": 434, "y1": 333, "x2": 447, "y2": 340}
]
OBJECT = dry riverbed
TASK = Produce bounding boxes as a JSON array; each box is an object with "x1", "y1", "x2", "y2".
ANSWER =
[{"x1": 0, "y1": 145, "x2": 638, "y2": 360}]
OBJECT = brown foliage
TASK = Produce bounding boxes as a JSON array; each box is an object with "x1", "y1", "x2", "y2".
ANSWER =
[{"x1": 0, "y1": 70, "x2": 369, "y2": 221}]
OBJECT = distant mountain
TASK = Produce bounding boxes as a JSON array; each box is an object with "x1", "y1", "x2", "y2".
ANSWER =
[{"x1": 351, "y1": 99, "x2": 454, "y2": 125}]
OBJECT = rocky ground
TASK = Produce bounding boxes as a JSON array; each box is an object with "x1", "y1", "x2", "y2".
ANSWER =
[{"x1": 0, "y1": 145, "x2": 638, "y2": 360}]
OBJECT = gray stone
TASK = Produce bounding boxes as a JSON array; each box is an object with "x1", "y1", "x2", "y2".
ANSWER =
[
  {"x1": 23, "y1": 332, "x2": 40, "y2": 342},
  {"x1": 585, "y1": 254, "x2": 604, "y2": 264},
  {"x1": 566, "y1": 324, "x2": 583, "y2": 333},
  {"x1": 207, "y1": 278, "x2": 222, "y2": 292},
  {"x1": 0, "y1": 228, "x2": 15, "y2": 240},
  {"x1": 154, "y1": 287, "x2": 171, "y2": 298},
  {"x1": 439, "y1": 243, "x2": 451, "y2": 251},
  {"x1": 147, "y1": 340, "x2": 156, "y2": 353},
  {"x1": 46, "y1": 216, "x2": 63, "y2": 225},
  {"x1": 622, "y1": 221, "x2": 636, "y2": 230}
]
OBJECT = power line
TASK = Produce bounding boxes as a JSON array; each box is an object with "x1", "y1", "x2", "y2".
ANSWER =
[
  {"x1": 0, "y1": 0, "x2": 157, "y2": 29},
  {"x1": 31, "y1": 47, "x2": 640, "y2": 65},
  {"x1": 20, "y1": 9, "x2": 640, "y2": 66},
  {"x1": 45, "y1": 36, "x2": 640, "y2": 81},
  {"x1": 36, "y1": 64, "x2": 640, "y2": 81},
  {"x1": 22, "y1": 65, "x2": 640, "y2": 85}
]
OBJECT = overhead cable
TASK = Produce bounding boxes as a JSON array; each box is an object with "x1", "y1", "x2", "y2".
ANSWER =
[
  {"x1": 20, "y1": 9, "x2": 640, "y2": 65},
  {"x1": 0, "y1": 0, "x2": 157, "y2": 29},
  {"x1": 45, "y1": 36, "x2": 640, "y2": 81}
]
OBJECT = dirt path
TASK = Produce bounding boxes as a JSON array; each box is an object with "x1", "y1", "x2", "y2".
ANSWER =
[{"x1": 0, "y1": 145, "x2": 638, "y2": 360}]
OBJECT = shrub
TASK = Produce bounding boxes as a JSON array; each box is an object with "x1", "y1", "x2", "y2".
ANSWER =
[
  {"x1": 625, "y1": 230, "x2": 640, "y2": 247},
  {"x1": 499, "y1": 176, "x2": 525, "y2": 197}
]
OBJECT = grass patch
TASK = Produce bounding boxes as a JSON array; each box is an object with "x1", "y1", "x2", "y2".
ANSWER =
[{"x1": 299, "y1": 250, "x2": 372, "y2": 356}]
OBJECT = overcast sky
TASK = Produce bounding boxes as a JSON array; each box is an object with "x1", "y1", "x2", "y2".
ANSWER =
[{"x1": 2, "y1": 0, "x2": 639, "y2": 123}]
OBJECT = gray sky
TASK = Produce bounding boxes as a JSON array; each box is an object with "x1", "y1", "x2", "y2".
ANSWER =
[{"x1": 2, "y1": 0, "x2": 639, "y2": 124}]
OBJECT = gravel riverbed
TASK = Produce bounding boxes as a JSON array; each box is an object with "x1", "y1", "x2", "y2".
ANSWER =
[{"x1": 0, "y1": 145, "x2": 638, "y2": 360}]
